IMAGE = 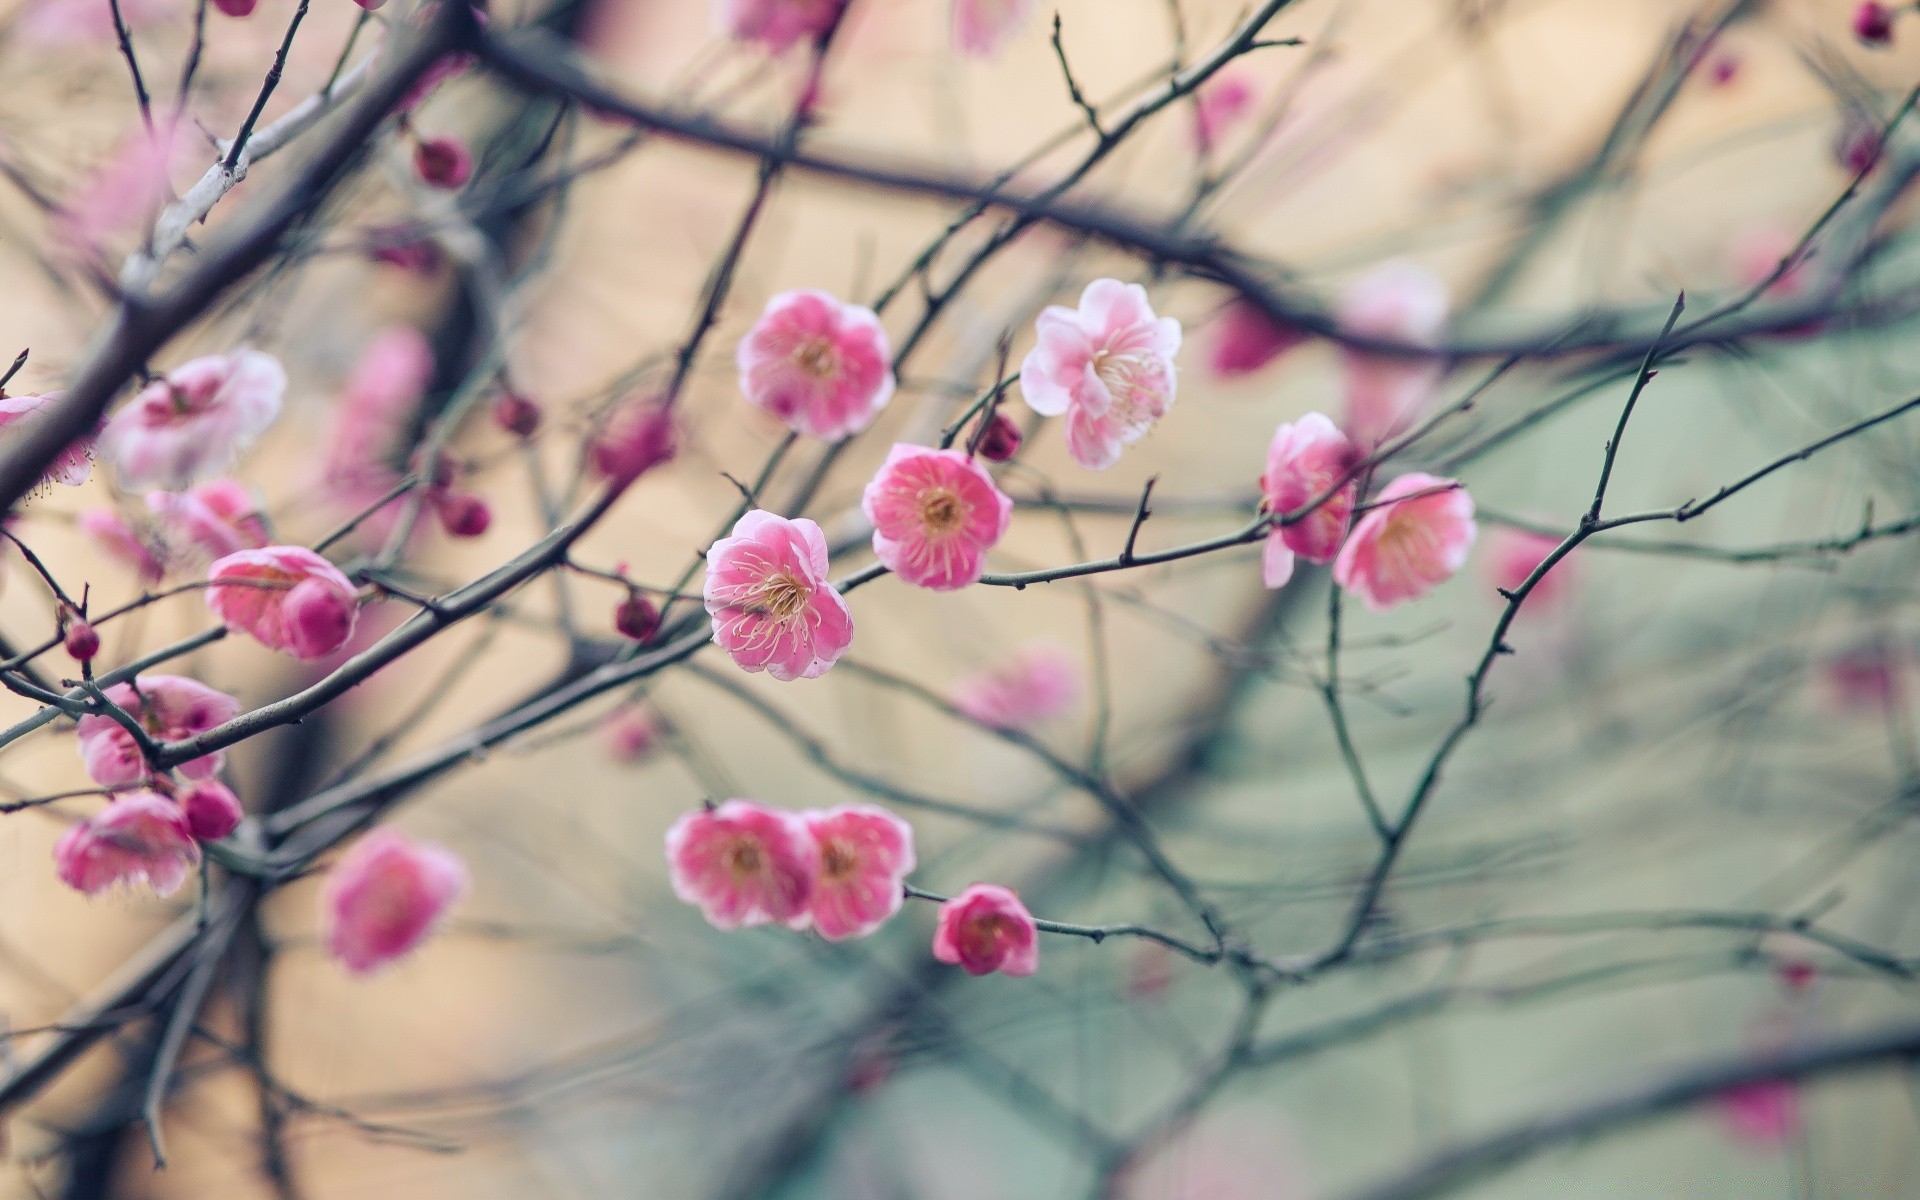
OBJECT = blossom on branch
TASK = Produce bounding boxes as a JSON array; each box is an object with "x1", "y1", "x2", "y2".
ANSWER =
[
  {"x1": 98, "y1": 350, "x2": 286, "y2": 490},
  {"x1": 1337, "y1": 261, "x2": 1448, "y2": 448},
  {"x1": 206, "y1": 545, "x2": 360, "y2": 660},
  {"x1": 1333, "y1": 472, "x2": 1476, "y2": 611},
  {"x1": 1020, "y1": 279, "x2": 1182, "y2": 471},
  {"x1": 932, "y1": 883, "x2": 1039, "y2": 977},
  {"x1": 715, "y1": 0, "x2": 848, "y2": 53},
  {"x1": 323, "y1": 829, "x2": 468, "y2": 975},
  {"x1": 0, "y1": 392, "x2": 95, "y2": 489},
  {"x1": 667, "y1": 800, "x2": 818, "y2": 929},
  {"x1": 76, "y1": 675, "x2": 241, "y2": 787},
  {"x1": 861, "y1": 444, "x2": 1012, "y2": 590},
  {"x1": 54, "y1": 791, "x2": 200, "y2": 897},
  {"x1": 737, "y1": 290, "x2": 895, "y2": 441},
  {"x1": 799, "y1": 805, "x2": 915, "y2": 940},
  {"x1": 703, "y1": 510, "x2": 854, "y2": 681},
  {"x1": 1259, "y1": 412, "x2": 1359, "y2": 589}
]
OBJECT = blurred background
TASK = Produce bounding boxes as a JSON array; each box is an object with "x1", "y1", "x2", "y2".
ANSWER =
[{"x1": 0, "y1": 0, "x2": 1918, "y2": 1196}]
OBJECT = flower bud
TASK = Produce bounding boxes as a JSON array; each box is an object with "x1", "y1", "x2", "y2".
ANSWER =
[
  {"x1": 414, "y1": 135, "x2": 473, "y2": 189},
  {"x1": 435, "y1": 490, "x2": 492, "y2": 538},
  {"x1": 284, "y1": 576, "x2": 357, "y2": 660},
  {"x1": 974, "y1": 411, "x2": 1023, "y2": 463},
  {"x1": 64, "y1": 620, "x2": 99, "y2": 663},
  {"x1": 590, "y1": 399, "x2": 676, "y2": 483},
  {"x1": 614, "y1": 592, "x2": 660, "y2": 643},
  {"x1": 1854, "y1": 2, "x2": 1896, "y2": 46},
  {"x1": 492, "y1": 391, "x2": 541, "y2": 438},
  {"x1": 212, "y1": 0, "x2": 258, "y2": 14},
  {"x1": 180, "y1": 779, "x2": 243, "y2": 842}
]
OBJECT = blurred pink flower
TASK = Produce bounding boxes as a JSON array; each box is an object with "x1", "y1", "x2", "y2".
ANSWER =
[
  {"x1": 149, "y1": 478, "x2": 269, "y2": 561},
  {"x1": 952, "y1": 0, "x2": 1033, "y2": 57},
  {"x1": 1337, "y1": 260, "x2": 1448, "y2": 447},
  {"x1": 952, "y1": 643, "x2": 1080, "y2": 730},
  {"x1": 590, "y1": 396, "x2": 677, "y2": 483},
  {"x1": 206, "y1": 545, "x2": 359, "y2": 660},
  {"x1": 715, "y1": 0, "x2": 847, "y2": 52},
  {"x1": 323, "y1": 829, "x2": 467, "y2": 975},
  {"x1": 1716, "y1": 1079, "x2": 1802, "y2": 1147},
  {"x1": 53, "y1": 113, "x2": 179, "y2": 253},
  {"x1": 79, "y1": 507, "x2": 166, "y2": 584},
  {"x1": 800, "y1": 805, "x2": 915, "y2": 940},
  {"x1": 1825, "y1": 644, "x2": 1905, "y2": 711},
  {"x1": 703, "y1": 510, "x2": 853, "y2": 681},
  {"x1": 54, "y1": 792, "x2": 199, "y2": 897},
  {"x1": 1020, "y1": 279, "x2": 1182, "y2": 471},
  {"x1": 1192, "y1": 71, "x2": 1257, "y2": 152},
  {"x1": 76, "y1": 674, "x2": 239, "y2": 787},
  {"x1": 1854, "y1": 2, "x2": 1897, "y2": 47},
  {"x1": 325, "y1": 327, "x2": 432, "y2": 490},
  {"x1": 18, "y1": 0, "x2": 177, "y2": 45},
  {"x1": 1333, "y1": 472, "x2": 1476, "y2": 611},
  {"x1": 1205, "y1": 297, "x2": 1305, "y2": 380},
  {"x1": 0, "y1": 392, "x2": 95, "y2": 488},
  {"x1": 602, "y1": 703, "x2": 664, "y2": 763},
  {"x1": 1485, "y1": 527, "x2": 1574, "y2": 609},
  {"x1": 179, "y1": 779, "x2": 243, "y2": 841},
  {"x1": 99, "y1": 350, "x2": 285, "y2": 490},
  {"x1": 1260, "y1": 413, "x2": 1359, "y2": 589},
  {"x1": 932, "y1": 883, "x2": 1038, "y2": 977},
  {"x1": 861, "y1": 444, "x2": 1012, "y2": 590},
  {"x1": 737, "y1": 290, "x2": 894, "y2": 441},
  {"x1": 667, "y1": 799, "x2": 818, "y2": 929},
  {"x1": 413, "y1": 134, "x2": 473, "y2": 188}
]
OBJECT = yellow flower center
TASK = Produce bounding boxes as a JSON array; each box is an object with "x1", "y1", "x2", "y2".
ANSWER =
[
  {"x1": 793, "y1": 337, "x2": 840, "y2": 381},
  {"x1": 725, "y1": 839, "x2": 764, "y2": 876},
  {"x1": 751, "y1": 570, "x2": 812, "y2": 621},
  {"x1": 820, "y1": 837, "x2": 858, "y2": 882},
  {"x1": 917, "y1": 487, "x2": 967, "y2": 536}
]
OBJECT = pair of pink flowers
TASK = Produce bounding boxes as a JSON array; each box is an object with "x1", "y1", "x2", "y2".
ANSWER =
[
  {"x1": 75, "y1": 674, "x2": 239, "y2": 787},
  {"x1": 54, "y1": 783, "x2": 241, "y2": 897},
  {"x1": 323, "y1": 829, "x2": 468, "y2": 975},
  {"x1": 667, "y1": 800, "x2": 916, "y2": 941},
  {"x1": 98, "y1": 350, "x2": 285, "y2": 491},
  {"x1": 1259, "y1": 413, "x2": 1477, "y2": 610},
  {"x1": 1020, "y1": 279, "x2": 1183, "y2": 471}
]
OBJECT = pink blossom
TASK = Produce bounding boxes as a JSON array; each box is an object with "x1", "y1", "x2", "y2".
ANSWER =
[
  {"x1": 98, "y1": 350, "x2": 285, "y2": 490},
  {"x1": 715, "y1": 0, "x2": 847, "y2": 53},
  {"x1": 325, "y1": 327, "x2": 433, "y2": 492},
  {"x1": 666, "y1": 799, "x2": 818, "y2": 929},
  {"x1": 952, "y1": 643, "x2": 1081, "y2": 730},
  {"x1": 398, "y1": 51, "x2": 473, "y2": 112},
  {"x1": 206, "y1": 545, "x2": 360, "y2": 660},
  {"x1": 0, "y1": 392, "x2": 95, "y2": 488},
  {"x1": 590, "y1": 396, "x2": 677, "y2": 482},
  {"x1": 54, "y1": 792, "x2": 199, "y2": 897},
  {"x1": 18, "y1": 0, "x2": 177, "y2": 45},
  {"x1": 1485, "y1": 527, "x2": 1574, "y2": 609},
  {"x1": 179, "y1": 779, "x2": 243, "y2": 841},
  {"x1": 931, "y1": 883, "x2": 1038, "y2": 977},
  {"x1": 703, "y1": 510, "x2": 854, "y2": 681},
  {"x1": 1020, "y1": 279, "x2": 1181, "y2": 471},
  {"x1": 1206, "y1": 298, "x2": 1306, "y2": 380},
  {"x1": 800, "y1": 805, "x2": 915, "y2": 940},
  {"x1": 53, "y1": 113, "x2": 179, "y2": 252},
  {"x1": 602, "y1": 703, "x2": 664, "y2": 763},
  {"x1": 1337, "y1": 261, "x2": 1448, "y2": 447},
  {"x1": 75, "y1": 675, "x2": 240, "y2": 787},
  {"x1": 1259, "y1": 413, "x2": 1360, "y2": 589},
  {"x1": 80, "y1": 507, "x2": 165, "y2": 584},
  {"x1": 323, "y1": 829, "x2": 468, "y2": 975},
  {"x1": 737, "y1": 290, "x2": 894, "y2": 441},
  {"x1": 1825, "y1": 644, "x2": 1905, "y2": 712},
  {"x1": 1192, "y1": 71, "x2": 1257, "y2": 152},
  {"x1": 1854, "y1": 2, "x2": 1897, "y2": 46},
  {"x1": 1716, "y1": 1079, "x2": 1802, "y2": 1147},
  {"x1": 952, "y1": 0, "x2": 1034, "y2": 57},
  {"x1": 1333, "y1": 473, "x2": 1477, "y2": 611},
  {"x1": 861, "y1": 444, "x2": 1011, "y2": 591},
  {"x1": 148, "y1": 479, "x2": 269, "y2": 562}
]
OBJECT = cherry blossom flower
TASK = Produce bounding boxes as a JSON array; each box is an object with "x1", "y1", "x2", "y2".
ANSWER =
[
  {"x1": 952, "y1": 643, "x2": 1081, "y2": 730},
  {"x1": 953, "y1": 0, "x2": 1034, "y2": 57},
  {"x1": 80, "y1": 507, "x2": 165, "y2": 584},
  {"x1": 1259, "y1": 413, "x2": 1360, "y2": 589},
  {"x1": 179, "y1": 779, "x2": 243, "y2": 842},
  {"x1": 1485, "y1": 527, "x2": 1574, "y2": 610},
  {"x1": 0, "y1": 392, "x2": 95, "y2": 489},
  {"x1": 1716, "y1": 1079, "x2": 1802, "y2": 1147},
  {"x1": 1020, "y1": 279, "x2": 1182, "y2": 471},
  {"x1": 76, "y1": 675, "x2": 241, "y2": 787},
  {"x1": 703, "y1": 511, "x2": 854, "y2": 681},
  {"x1": 715, "y1": 0, "x2": 847, "y2": 53},
  {"x1": 19, "y1": 0, "x2": 177, "y2": 45},
  {"x1": 861, "y1": 444, "x2": 1012, "y2": 590},
  {"x1": 737, "y1": 290, "x2": 894, "y2": 441},
  {"x1": 324, "y1": 327, "x2": 432, "y2": 496},
  {"x1": 98, "y1": 350, "x2": 286, "y2": 490},
  {"x1": 1337, "y1": 261, "x2": 1448, "y2": 447},
  {"x1": 54, "y1": 792, "x2": 199, "y2": 897},
  {"x1": 53, "y1": 113, "x2": 179, "y2": 252},
  {"x1": 323, "y1": 828, "x2": 468, "y2": 975},
  {"x1": 1192, "y1": 71, "x2": 1257, "y2": 152},
  {"x1": 148, "y1": 479, "x2": 269, "y2": 562},
  {"x1": 602, "y1": 704, "x2": 664, "y2": 763},
  {"x1": 932, "y1": 883, "x2": 1038, "y2": 977},
  {"x1": 1333, "y1": 473, "x2": 1476, "y2": 611},
  {"x1": 800, "y1": 805, "x2": 915, "y2": 940},
  {"x1": 206, "y1": 545, "x2": 360, "y2": 660},
  {"x1": 666, "y1": 800, "x2": 818, "y2": 929},
  {"x1": 590, "y1": 396, "x2": 677, "y2": 482},
  {"x1": 1206, "y1": 298, "x2": 1305, "y2": 380}
]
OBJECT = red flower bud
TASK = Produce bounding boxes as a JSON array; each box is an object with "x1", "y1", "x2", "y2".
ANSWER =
[
  {"x1": 414, "y1": 135, "x2": 473, "y2": 189},
  {"x1": 590, "y1": 399, "x2": 676, "y2": 483},
  {"x1": 180, "y1": 779, "x2": 244, "y2": 842},
  {"x1": 212, "y1": 0, "x2": 258, "y2": 15},
  {"x1": 493, "y1": 391, "x2": 541, "y2": 438},
  {"x1": 974, "y1": 411, "x2": 1023, "y2": 463},
  {"x1": 614, "y1": 592, "x2": 660, "y2": 643},
  {"x1": 1854, "y1": 2, "x2": 1897, "y2": 46},
  {"x1": 435, "y1": 491, "x2": 492, "y2": 538},
  {"x1": 64, "y1": 620, "x2": 98, "y2": 662}
]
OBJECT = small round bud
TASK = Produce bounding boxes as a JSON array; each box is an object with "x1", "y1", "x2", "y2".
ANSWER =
[
  {"x1": 414, "y1": 134, "x2": 473, "y2": 189},
  {"x1": 64, "y1": 620, "x2": 99, "y2": 663},
  {"x1": 212, "y1": 0, "x2": 258, "y2": 15},
  {"x1": 492, "y1": 391, "x2": 541, "y2": 438},
  {"x1": 435, "y1": 491, "x2": 492, "y2": 539},
  {"x1": 590, "y1": 399, "x2": 677, "y2": 483},
  {"x1": 1854, "y1": 2, "x2": 1897, "y2": 46},
  {"x1": 614, "y1": 592, "x2": 660, "y2": 643},
  {"x1": 180, "y1": 780, "x2": 244, "y2": 842},
  {"x1": 974, "y1": 411, "x2": 1023, "y2": 463}
]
